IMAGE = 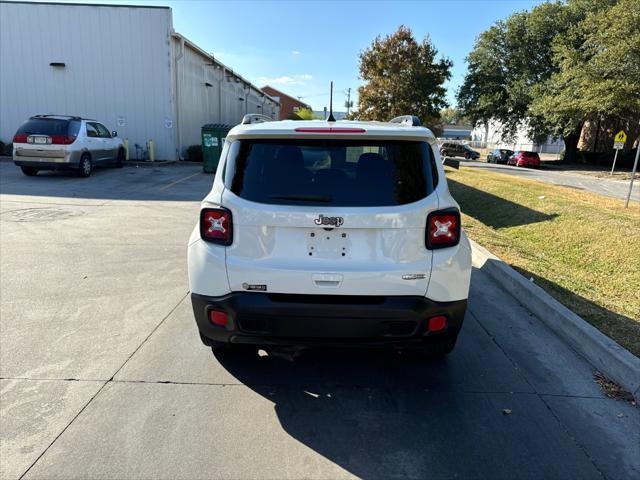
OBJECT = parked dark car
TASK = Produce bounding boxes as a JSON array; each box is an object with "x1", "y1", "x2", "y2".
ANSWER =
[
  {"x1": 486, "y1": 148, "x2": 514, "y2": 164},
  {"x1": 440, "y1": 142, "x2": 480, "y2": 160},
  {"x1": 507, "y1": 151, "x2": 541, "y2": 168}
]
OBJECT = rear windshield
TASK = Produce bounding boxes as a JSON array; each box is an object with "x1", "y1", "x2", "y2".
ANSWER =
[
  {"x1": 16, "y1": 118, "x2": 80, "y2": 136},
  {"x1": 225, "y1": 139, "x2": 436, "y2": 206}
]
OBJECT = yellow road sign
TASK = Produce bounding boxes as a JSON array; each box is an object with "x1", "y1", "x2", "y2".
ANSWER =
[{"x1": 614, "y1": 130, "x2": 627, "y2": 143}]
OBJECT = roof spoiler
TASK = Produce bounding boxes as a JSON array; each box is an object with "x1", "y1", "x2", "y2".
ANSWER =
[
  {"x1": 241, "y1": 114, "x2": 273, "y2": 125},
  {"x1": 32, "y1": 114, "x2": 82, "y2": 120},
  {"x1": 389, "y1": 115, "x2": 421, "y2": 127}
]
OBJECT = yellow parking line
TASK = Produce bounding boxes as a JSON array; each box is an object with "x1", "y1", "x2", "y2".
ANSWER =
[{"x1": 158, "y1": 172, "x2": 201, "y2": 192}]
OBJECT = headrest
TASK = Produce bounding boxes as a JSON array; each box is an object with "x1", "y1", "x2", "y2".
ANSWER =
[{"x1": 356, "y1": 152, "x2": 393, "y2": 179}]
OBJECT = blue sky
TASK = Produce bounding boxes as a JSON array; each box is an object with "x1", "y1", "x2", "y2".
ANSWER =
[{"x1": 46, "y1": 0, "x2": 543, "y2": 111}]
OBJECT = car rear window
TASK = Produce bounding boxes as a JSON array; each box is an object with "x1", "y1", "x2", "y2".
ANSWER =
[
  {"x1": 16, "y1": 118, "x2": 80, "y2": 136},
  {"x1": 225, "y1": 139, "x2": 437, "y2": 206}
]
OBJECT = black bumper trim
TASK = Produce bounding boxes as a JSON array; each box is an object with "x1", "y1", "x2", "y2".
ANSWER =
[
  {"x1": 14, "y1": 161, "x2": 78, "y2": 170},
  {"x1": 192, "y1": 292, "x2": 467, "y2": 347}
]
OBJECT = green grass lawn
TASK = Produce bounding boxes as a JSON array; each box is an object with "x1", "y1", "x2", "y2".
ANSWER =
[{"x1": 446, "y1": 166, "x2": 640, "y2": 357}]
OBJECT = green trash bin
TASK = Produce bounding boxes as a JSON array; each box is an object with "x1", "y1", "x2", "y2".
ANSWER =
[{"x1": 201, "y1": 123, "x2": 232, "y2": 173}]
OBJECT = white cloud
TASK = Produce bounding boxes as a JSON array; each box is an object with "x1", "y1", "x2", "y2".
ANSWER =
[
  {"x1": 292, "y1": 50, "x2": 301, "y2": 55},
  {"x1": 258, "y1": 74, "x2": 313, "y2": 86}
]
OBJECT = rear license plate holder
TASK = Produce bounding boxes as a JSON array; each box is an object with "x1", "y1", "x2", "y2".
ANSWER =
[
  {"x1": 30, "y1": 136, "x2": 49, "y2": 144},
  {"x1": 307, "y1": 230, "x2": 350, "y2": 258}
]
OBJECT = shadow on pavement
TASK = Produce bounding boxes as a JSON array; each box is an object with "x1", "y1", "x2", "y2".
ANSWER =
[
  {"x1": 210, "y1": 341, "x2": 603, "y2": 479},
  {"x1": 447, "y1": 178, "x2": 557, "y2": 228},
  {"x1": 0, "y1": 162, "x2": 212, "y2": 202}
]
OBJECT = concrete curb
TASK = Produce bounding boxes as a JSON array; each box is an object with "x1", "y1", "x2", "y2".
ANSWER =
[{"x1": 470, "y1": 239, "x2": 640, "y2": 398}]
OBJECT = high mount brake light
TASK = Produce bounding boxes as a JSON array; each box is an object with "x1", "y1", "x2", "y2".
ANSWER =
[
  {"x1": 426, "y1": 209, "x2": 461, "y2": 250},
  {"x1": 294, "y1": 127, "x2": 366, "y2": 133},
  {"x1": 200, "y1": 208, "x2": 233, "y2": 245}
]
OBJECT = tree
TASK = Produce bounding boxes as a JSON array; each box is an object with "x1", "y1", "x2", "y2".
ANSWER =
[
  {"x1": 531, "y1": 0, "x2": 640, "y2": 157},
  {"x1": 287, "y1": 108, "x2": 317, "y2": 120},
  {"x1": 440, "y1": 107, "x2": 470, "y2": 125},
  {"x1": 457, "y1": 0, "x2": 619, "y2": 162},
  {"x1": 295, "y1": 108, "x2": 317, "y2": 120},
  {"x1": 355, "y1": 26, "x2": 452, "y2": 129}
]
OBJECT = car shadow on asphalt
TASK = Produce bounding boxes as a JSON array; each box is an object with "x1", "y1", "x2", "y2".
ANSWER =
[
  {"x1": 447, "y1": 178, "x2": 557, "y2": 228},
  {"x1": 209, "y1": 341, "x2": 604, "y2": 478},
  {"x1": 0, "y1": 163, "x2": 211, "y2": 202}
]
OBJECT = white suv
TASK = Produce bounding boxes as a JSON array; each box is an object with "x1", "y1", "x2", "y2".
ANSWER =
[
  {"x1": 13, "y1": 115, "x2": 125, "y2": 177},
  {"x1": 188, "y1": 116, "x2": 472, "y2": 356}
]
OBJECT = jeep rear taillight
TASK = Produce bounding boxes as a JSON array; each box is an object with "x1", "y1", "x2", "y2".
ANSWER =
[
  {"x1": 200, "y1": 208, "x2": 232, "y2": 245},
  {"x1": 13, "y1": 134, "x2": 27, "y2": 143},
  {"x1": 426, "y1": 209, "x2": 461, "y2": 249}
]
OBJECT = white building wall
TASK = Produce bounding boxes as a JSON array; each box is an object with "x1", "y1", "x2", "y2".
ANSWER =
[
  {"x1": 0, "y1": 2, "x2": 177, "y2": 160},
  {"x1": 174, "y1": 40, "x2": 217, "y2": 152},
  {"x1": 172, "y1": 36, "x2": 280, "y2": 156},
  {"x1": 471, "y1": 120, "x2": 564, "y2": 153}
]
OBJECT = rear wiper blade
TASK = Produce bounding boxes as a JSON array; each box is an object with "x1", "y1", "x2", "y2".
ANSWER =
[{"x1": 270, "y1": 194, "x2": 333, "y2": 202}]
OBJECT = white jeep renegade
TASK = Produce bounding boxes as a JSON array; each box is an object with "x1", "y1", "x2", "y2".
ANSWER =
[{"x1": 188, "y1": 115, "x2": 472, "y2": 356}]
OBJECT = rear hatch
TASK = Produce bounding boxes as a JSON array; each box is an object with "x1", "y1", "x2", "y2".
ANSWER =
[
  {"x1": 13, "y1": 117, "x2": 80, "y2": 158},
  {"x1": 222, "y1": 137, "x2": 440, "y2": 296}
]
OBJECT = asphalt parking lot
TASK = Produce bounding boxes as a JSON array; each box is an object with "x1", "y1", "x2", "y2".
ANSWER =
[{"x1": 1, "y1": 162, "x2": 638, "y2": 480}]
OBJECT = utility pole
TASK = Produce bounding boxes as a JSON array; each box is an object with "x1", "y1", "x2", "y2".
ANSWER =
[{"x1": 345, "y1": 88, "x2": 352, "y2": 115}]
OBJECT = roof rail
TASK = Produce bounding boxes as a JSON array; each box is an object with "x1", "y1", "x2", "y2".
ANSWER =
[
  {"x1": 241, "y1": 114, "x2": 273, "y2": 125},
  {"x1": 389, "y1": 115, "x2": 421, "y2": 127}
]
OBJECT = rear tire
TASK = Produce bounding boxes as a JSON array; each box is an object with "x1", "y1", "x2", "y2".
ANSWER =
[
  {"x1": 78, "y1": 154, "x2": 92, "y2": 178},
  {"x1": 115, "y1": 148, "x2": 124, "y2": 168},
  {"x1": 20, "y1": 166, "x2": 38, "y2": 176}
]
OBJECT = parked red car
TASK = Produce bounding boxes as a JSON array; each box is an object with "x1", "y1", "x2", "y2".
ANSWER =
[{"x1": 507, "y1": 151, "x2": 541, "y2": 168}]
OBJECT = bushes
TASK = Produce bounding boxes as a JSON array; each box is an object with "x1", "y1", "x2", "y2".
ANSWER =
[
  {"x1": 186, "y1": 144, "x2": 203, "y2": 162},
  {"x1": 559, "y1": 148, "x2": 637, "y2": 168},
  {"x1": 0, "y1": 141, "x2": 12, "y2": 156}
]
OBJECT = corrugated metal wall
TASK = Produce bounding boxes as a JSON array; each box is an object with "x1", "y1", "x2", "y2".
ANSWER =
[
  {"x1": 0, "y1": 2, "x2": 177, "y2": 160},
  {"x1": 174, "y1": 37, "x2": 280, "y2": 155},
  {"x1": 0, "y1": 2, "x2": 280, "y2": 161}
]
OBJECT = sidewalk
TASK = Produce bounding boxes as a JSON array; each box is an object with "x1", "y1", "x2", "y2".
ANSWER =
[{"x1": 541, "y1": 161, "x2": 640, "y2": 181}]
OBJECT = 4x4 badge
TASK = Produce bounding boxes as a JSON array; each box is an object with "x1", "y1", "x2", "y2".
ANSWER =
[{"x1": 314, "y1": 214, "x2": 344, "y2": 227}]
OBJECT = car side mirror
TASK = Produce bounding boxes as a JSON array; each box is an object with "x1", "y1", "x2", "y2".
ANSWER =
[
  {"x1": 443, "y1": 157, "x2": 460, "y2": 169},
  {"x1": 112, "y1": 131, "x2": 118, "y2": 137}
]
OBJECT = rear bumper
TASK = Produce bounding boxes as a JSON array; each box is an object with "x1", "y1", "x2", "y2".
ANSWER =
[
  {"x1": 14, "y1": 160, "x2": 78, "y2": 170},
  {"x1": 192, "y1": 292, "x2": 467, "y2": 347},
  {"x1": 517, "y1": 161, "x2": 540, "y2": 167},
  {"x1": 13, "y1": 150, "x2": 81, "y2": 168}
]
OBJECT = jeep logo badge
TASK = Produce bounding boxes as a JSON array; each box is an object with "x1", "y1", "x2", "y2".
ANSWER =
[{"x1": 314, "y1": 214, "x2": 344, "y2": 227}]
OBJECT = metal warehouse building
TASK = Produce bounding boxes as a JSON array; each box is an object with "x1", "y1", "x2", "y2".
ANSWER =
[{"x1": 0, "y1": 1, "x2": 279, "y2": 160}]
